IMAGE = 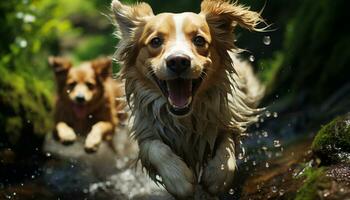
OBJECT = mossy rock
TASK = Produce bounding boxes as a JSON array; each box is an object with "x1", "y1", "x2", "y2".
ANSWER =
[
  {"x1": 295, "y1": 165, "x2": 350, "y2": 200},
  {"x1": 312, "y1": 113, "x2": 350, "y2": 164},
  {"x1": 295, "y1": 167, "x2": 327, "y2": 200}
]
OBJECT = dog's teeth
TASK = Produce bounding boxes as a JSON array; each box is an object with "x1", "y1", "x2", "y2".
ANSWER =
[{"x1": 168, "y1": 96, "x2": 192, "y2": 108}]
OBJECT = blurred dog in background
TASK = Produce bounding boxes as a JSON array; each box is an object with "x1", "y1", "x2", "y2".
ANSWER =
[
  {"x1": 112, "y1": 0, "x2": 264, "y2": 198},
  {"x1": 49, "y1": 57, "x2": 126, "y2": 152}
]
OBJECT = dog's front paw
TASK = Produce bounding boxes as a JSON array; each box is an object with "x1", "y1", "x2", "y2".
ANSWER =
[
  {"x1": 57, "y1": 125, "x2": 77, "y2": 144},
  {"x1": 160, "y1": 160, "x2": 195, "y2": 199},
  {"x1": 84, "y1": 132, "x2": 102, "y2": 152},
  {"x1": 202, "y1": 152, "x2": 236, "y2": 195}
]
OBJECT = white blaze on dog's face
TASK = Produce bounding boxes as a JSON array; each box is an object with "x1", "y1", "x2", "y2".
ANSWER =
[
  {"x1": 137, "y1": 13, "x2": 213, "y2": 116},
  {"x1": 112, "y1": 0, "x2": 263, "y2": 116}
]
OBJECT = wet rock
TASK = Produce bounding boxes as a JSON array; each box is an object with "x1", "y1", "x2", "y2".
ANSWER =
[
  {"x1": 312, "y1": 113, "x2": 350, "y2": 165},
  {"x1": 42, "y1": 126, "x2": 173, "y2": 199}
]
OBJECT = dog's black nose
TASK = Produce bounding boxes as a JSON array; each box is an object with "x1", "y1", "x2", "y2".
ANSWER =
[
  {"x1": 166, "y1": 54, "x2": 191, "y2": 74},
  {"x1": 75, "y1": 94, "x2": 85, "y2": 103}
]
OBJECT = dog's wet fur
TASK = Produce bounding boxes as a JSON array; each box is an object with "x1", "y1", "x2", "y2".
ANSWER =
[{"x1": 111, "y1": 0, "x2": 265, "y2": 198}]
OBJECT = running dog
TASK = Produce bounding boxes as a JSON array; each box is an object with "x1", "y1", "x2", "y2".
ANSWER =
[{"x1": 111, "y1": 0, "x2": 264, "y2": 198}]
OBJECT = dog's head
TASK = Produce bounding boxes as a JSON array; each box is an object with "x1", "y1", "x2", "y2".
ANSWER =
[
  {"x1": 112, "y1": 0, "x2": 263, "y2": 117},
  {"x1": 49, "y1": 57, "x2": 112, "y2": 118}
]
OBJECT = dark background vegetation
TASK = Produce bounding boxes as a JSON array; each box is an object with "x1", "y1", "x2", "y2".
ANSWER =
[{"x1": 0, "y1": 0, "x2": 349, "y2": 196}]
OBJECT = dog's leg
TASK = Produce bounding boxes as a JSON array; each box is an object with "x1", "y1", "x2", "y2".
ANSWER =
[
  {"x1": 202, "y1": 134, "x2": 236, "y2": 195},
  {"x1": 85, "y1": 121, "x2": 113, "y2": 152},
  {"x1": 56, "y1": 122, "x2": 77, "y2": 143},
  {"x1": 140, "y1": 140, "x2": 195, "y2": 199}
]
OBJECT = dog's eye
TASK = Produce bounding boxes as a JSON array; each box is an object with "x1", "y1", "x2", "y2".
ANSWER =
[
  {"x1": 150, "y1": 37, "x2": 163, "y2": 48},
  {"x1": 68, "y1": 82, "x2": 76, "y2": 88},
  {"x1": 86, "y1": 82, "x2": 95, "y2": 89},
  {"x1": 193, "y1": 36, "x2": 206, "y2": 47}
]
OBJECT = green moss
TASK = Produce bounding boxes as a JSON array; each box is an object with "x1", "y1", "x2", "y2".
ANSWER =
[
  {"x1": 295, "y1": 167, "x2": 326, "y2": 200},
  {"x1": 312, "y1": 113, "x2": 350, "y2": 164}
]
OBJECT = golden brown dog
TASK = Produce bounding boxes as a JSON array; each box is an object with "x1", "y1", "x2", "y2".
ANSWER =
[
  {"x1": 112, "y1": 0, "x2": 264, "y2": 198},
  {"x1": 49, "y1": 57, "x2": 126, "y2": 152}
]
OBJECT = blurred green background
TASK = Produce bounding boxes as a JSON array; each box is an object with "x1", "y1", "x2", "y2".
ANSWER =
[{"x1": 1, "y1": 0, "x2": 349, "y2": 160}]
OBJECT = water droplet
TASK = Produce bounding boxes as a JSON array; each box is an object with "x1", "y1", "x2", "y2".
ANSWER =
[
  {"x1": 265, "y1": 162, "x2": 270, "y2": 168},
  {"x1": 229, "y1": 188, "x2": 235, "y2": 195},
  {"x1": 27, "y1": 120, "x2": 31, "y2": 124},
  {"x1": 66, "y1": 90, "x2": 71, "y2": 94},
  {"x1": 241, "y1": 147, "x2": 246, "y2": 156},
  {"x1": 252, "y1": 161, "x2": 256, "y2": 166},
  {"x1": 279, "y1": 189, "x2": 285, "y2": 196},
  {"x1": 238, "y1": 153, "x2": 244, "y2": 160},
  {"x1": 265, "y1": 111, "x2": 271, "y2": 117},
  {"x1": 271, "y1": 186, "x2": 277, "y2": 193},
  {"x1": 221, "y1": 164, "x2": 225, "y2": 170},
  {"x1": 273, "y1": 112, "x2": 278, "y2": 118},
  {"x1": 262, "y1": 146, "x2": 268, "y2": 151},
  {"x1": 12, "y1": 192, "x2": 16, "y2": 196},
  {"x1": 31, "y1": 175, "x2": 35, "y2": 179},
  {"x1": 249, "y1": 55, "x2": 255, "y2": 62},
  {"x1": 323, "y1": 190, "x2": 330, "y2": 197},
  {"x1": 88, "y1": 115, "x2": 93, "y2": 119},
  {"x1": 263, "y1": 36, "x2": 271, "y2": 45},
  {"x1": 46, "y1": 152, "x2": 51, "y2": 157},
  {"x1": 260, "y1": 118, "x2": 264, "y2": 123},
  {"x1": 262, "y1": 131, "x2": 268, "y2": 137},
  {"x1": 273, "y1": 140, "x2": 281, "y2": 148}
]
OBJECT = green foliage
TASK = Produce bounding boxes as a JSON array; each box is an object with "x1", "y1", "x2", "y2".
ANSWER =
[
  {"x1": 0, "y1": 0, "x2": 76, "y2": 152},
  {"x1": 312, "y1": 113, "x2": 350, "y2": 164}
]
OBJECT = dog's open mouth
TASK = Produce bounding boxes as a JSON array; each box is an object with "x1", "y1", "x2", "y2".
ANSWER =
[{"x1": 152, "y1": 75, "x2": 203, "y2": 116}]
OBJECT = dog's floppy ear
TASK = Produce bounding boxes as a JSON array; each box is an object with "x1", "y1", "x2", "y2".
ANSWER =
[
  {"x1": 49, "y1": 56, "x2": 72, "y2": 74},
  {"x1": 200, "y1": 0, "x2": 264, "y2": 48},
  {"x1": 111, "y1": 0, "x2": 154, "y2": 39},
  {"x1": 49, "y1": 56, "x2": 72, "y2": 91},
  {"x1": 91, "y1": 58, "x2": 113, "y2": 80}
]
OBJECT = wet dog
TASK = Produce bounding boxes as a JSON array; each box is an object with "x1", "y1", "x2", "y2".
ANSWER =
[
  {"x1": 112, "y1": 0, "x2": 264, "y2": 198},
  {"x1": 49, "y1": 57, "x2": 126, "y2": 152}
]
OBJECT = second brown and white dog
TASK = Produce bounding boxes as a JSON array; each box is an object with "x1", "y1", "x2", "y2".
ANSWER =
[
  {"x1": 112, "y1": 0, "x2": 265, "y2": 198},
  {"x1": 50, "y1": 57, "x2": 126, "y2": 152}
]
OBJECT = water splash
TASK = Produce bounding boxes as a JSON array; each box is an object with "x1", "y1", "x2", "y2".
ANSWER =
[
  {"x1": 263, "y1": 36, "x2": 271, "y2": 45},
  {"x1": 273, "y1": 112, "x2": 278, "y2": 118},
  {"x1": 271, "y1": 186, "x2": 277, "y2": 193},
  {"x1": 228, "y1": 188, "x2": 235, "y2": 195}
]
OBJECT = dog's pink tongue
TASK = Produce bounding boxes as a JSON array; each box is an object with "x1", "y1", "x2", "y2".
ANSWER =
[{"x1": 167, "y1": 79, "x2": 192, "y2": 108}]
